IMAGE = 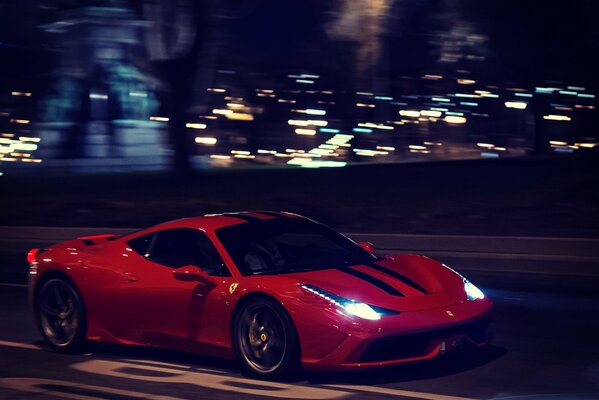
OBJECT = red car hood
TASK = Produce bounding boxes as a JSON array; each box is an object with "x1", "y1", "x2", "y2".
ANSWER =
[{"x1": 286, "y1": 254, "x2": 467, "y2": 312}]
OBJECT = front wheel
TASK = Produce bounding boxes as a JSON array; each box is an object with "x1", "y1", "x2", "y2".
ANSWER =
[
  {"x1": 36, "y1": 278, "x2": 86, "y2": 352},
  {"x1": 234, "y1": 298, "x2": 300, "y2": 379}
]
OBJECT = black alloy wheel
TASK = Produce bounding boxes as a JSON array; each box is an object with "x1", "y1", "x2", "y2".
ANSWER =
[
  {"x1": 234, "y1": 298, "x2": 300, "y2": 379},
  {"x1": 37, "y1": 278, "x2": 86, "y2": 352}
]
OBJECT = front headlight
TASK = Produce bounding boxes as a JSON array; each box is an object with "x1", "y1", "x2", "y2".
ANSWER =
[
  {"x1": 464, "y1": 279, "x2": 485, "y2": 301},
  {"x1": 299, "y1": 284, "x2": 399, "y2": 320},
  {"x1": 442, "y1": 264, "x2": 485, "y2": 301},
  {"x1": 342, "y1": 302, "x2": 381, "y2": 320}
]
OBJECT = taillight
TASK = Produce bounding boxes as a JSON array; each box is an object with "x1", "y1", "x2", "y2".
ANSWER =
[{"x1": 27, "y1": 248, "x2": 39, "y2": 264}]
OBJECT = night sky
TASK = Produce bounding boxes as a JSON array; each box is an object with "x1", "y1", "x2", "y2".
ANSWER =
[{"x1": 1, "y1": 0, "x2": 599, "y2": 87}]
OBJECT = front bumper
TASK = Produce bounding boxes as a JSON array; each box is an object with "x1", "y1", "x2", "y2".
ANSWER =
[{"x1": 300, "y1": 298, "x2": 493, "y2": 370}]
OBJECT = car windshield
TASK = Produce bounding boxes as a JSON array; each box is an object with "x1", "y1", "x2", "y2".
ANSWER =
[{"x1": 216, "y1": 218, "x2": 376, "y2": 276}]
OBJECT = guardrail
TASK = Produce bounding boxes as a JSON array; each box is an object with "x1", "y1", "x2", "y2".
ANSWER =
[
  {"x1": 0, "y1": 226, "x2": 135, "y2": 244},
  {"x1": 2, "y1": 226, "x2": 599, "y2": 277}
]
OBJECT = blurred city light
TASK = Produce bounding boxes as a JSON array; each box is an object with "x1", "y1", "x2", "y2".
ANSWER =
[
  {"x1": 505, "y1": 101, "x2": 528, "y2": 110},
  {"x1": 195, "y1": 137, "x2": 217, "y2": 145},
  {"x1": 544, "y1": 115, "x2": 572, "y2": 122},
  {"x1": 186, "y1": 123, "x2": 207, "y2": 130},
  {"x1": 445, "y1": 116, "x2": 468, "y2": 124},
  {"x1": 295, "y1": 129, "x2": 317, "y2": 136},
  {"x1": 0, "y1": 0, "x2": 597, "y2": 174}
]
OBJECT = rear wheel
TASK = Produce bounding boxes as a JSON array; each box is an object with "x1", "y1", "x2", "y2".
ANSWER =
[
  {"x1": 234, "y1": 298, "x2": 300, "y2": 379},
  {"x1": 36, "y1": 278, "x2": 86, "y2": 352}
]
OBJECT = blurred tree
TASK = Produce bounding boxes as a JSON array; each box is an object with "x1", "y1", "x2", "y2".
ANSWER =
[
  {"x1": 142, "y1": 0, "x2": 207, "y2": 174},
  {"x1": 325, "y1": 0, "x2": 394, "y2": 92},
  {"x1": 140, "y1": 0, "x2": 265, "y2": 174},
  {"x1": 460, "y1": 0, "x2": 599, "y2": 153}
]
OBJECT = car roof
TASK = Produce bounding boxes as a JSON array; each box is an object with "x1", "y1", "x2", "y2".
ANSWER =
[{"x1": 122, "y1": 211, "x2": 302, "y2": 238}]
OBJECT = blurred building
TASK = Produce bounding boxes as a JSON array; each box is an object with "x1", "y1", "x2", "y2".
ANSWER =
[{"x1": 36, "y1": 0, "x2": 166, "y2": 171}]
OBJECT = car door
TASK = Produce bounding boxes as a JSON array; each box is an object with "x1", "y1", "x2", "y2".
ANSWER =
[{"x1": 108, "y1": 228, "x2": 233, "y2": 350}]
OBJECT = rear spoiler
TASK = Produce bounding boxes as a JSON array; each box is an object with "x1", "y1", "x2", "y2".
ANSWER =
[{"x1": 28, "y1": 235, "x2": 118, "y2": 262}]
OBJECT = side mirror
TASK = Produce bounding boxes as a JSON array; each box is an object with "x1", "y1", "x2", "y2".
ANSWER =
[
  {"x1": 359, "y1": 241, "x2": 376, "y2": 254},
  {"x1": 173, "y1": 265, "x2": 213, "y2": 284}
]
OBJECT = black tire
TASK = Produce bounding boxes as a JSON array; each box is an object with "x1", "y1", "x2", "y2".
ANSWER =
[
  {"x1": 233, "y1": 298, "x2": 300, "y2": 379},
  {"x1": 36, "y1": 278, "x2": 86, "y2": 353}
]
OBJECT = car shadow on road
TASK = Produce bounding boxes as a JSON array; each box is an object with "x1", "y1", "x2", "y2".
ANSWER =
[
  {"x1": 32, "y1": 338, "x2": 506, "y2": 385},
  {"x1": 305, "y1": 345, "x2": 508, "y2": 385}
]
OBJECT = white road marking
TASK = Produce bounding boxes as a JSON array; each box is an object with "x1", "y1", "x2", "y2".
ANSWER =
[
  {"x1": 324, "y1": 384, "x2": 476, "y2": 400},
  {"x1": 0, "y1": 340, "x2": 479, "y2": 400},
  {"x1": 72, "y1": 359, "x2": 346, "y2": 399},
  {"x1": 0, "y1": 377, "x2": 184, "y2": 400},
  {"x1": 0, "y1": 282, "x2": 27, "y2": 288},
  {"x1": 0, "y1": 340, "x2": 40, "y2": 350},
  {"x1": 121, "y1": 358, "x2": 193, "y2": 370}
]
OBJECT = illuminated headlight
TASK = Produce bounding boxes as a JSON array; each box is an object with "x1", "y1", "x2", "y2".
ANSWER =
[
  {"x1": 464, "y1": 280, "x2": 485, "y2": 301},
  {"x1": 442, "y1": 264, "x2": 485, "y2": 301},
  {"x1": 299, "y1": 284, "x2": 399, "y2": 320},
  {"x1": 342, "y1": 302, "x2": 381, "y2": 320}
]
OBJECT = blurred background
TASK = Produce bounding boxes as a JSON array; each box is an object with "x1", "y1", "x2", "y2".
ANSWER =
[{"x1": 0, "y1": 0, "x2": 598, "y2": 235}]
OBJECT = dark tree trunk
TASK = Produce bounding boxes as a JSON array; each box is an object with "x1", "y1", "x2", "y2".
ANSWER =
[
  {"x1": 143, "y1": 0, "x2": 208, "y2": 176},
  {"x1": 161, "y1": 59, "x2": 194, "y2": 175},
  {"x1": 531, "y1": 95, "x2": 550, "y2": 155}
]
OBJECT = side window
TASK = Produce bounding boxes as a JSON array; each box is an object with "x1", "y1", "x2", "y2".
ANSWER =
[
  {"x1": 127, "y1": 233, "x2": 155, "y2": 257},
  {"x1": 148, "y1": 229, "x2": 229, "y2": 276}
]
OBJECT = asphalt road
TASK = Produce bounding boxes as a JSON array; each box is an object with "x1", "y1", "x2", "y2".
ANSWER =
[{"x1": 1, "y1": 254, "x2": 599, "y2": 399}]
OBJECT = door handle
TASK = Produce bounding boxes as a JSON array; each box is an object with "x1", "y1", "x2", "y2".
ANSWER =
[{"x1": 122, "y1": 273, "x2": 138, "y2": 283}]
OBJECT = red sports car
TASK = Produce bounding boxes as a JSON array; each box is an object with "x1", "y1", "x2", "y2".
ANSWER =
[{"x1": 28, "y1": 212, "x2": 492, "y2": 378}]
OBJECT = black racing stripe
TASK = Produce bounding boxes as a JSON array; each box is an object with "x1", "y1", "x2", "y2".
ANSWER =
[
  {"x1": 340, "y1": 268, "x2": 405, "y2": 297},
  {"x1": 366, "y1": 263, "x2": 430, "y2": 294},
  {"x1": 257, "y1": 211, "x2": 286, "y2": 219},
  {"x1": 227, "y1": 213, "x2": 260, "y2": 222}
]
